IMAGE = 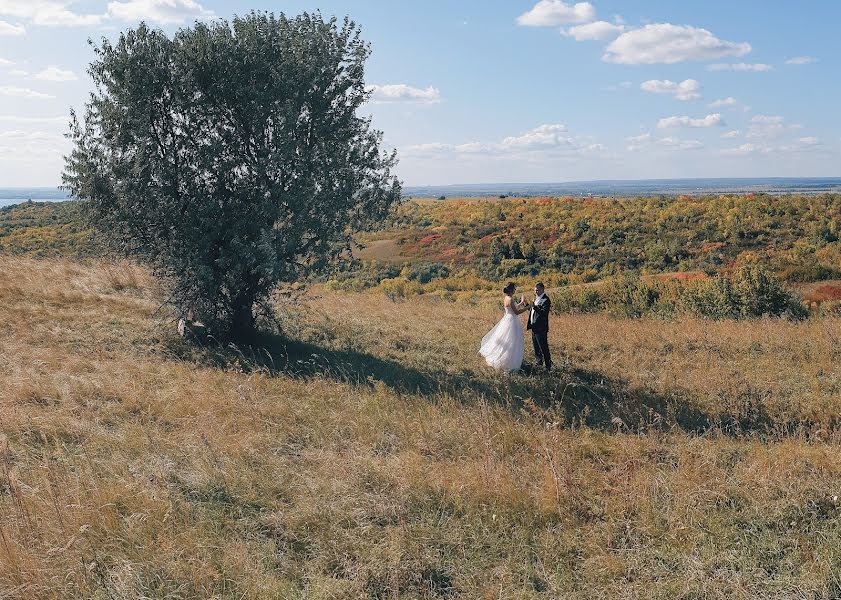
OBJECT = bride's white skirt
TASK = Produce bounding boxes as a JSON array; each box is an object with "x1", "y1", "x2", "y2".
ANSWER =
[{"x1": 479, "y1": 314, "x2": 524, "y2": 372}]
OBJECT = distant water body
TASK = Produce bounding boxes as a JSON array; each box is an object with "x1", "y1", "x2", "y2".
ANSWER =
[
  {"x1": 404, "y1": 177, "x2": 841, "y2": 198},
  {"x1": 3, "y1": 178, "x2": 841, "y2": 207},
  {"x1": 0, "y1": 187, "x2": 71, "y2": 207}
]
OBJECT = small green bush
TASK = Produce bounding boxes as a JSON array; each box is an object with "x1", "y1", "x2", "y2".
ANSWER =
[
  {"x1": 732, "y1": 265, "x2": 793, "y2": 318},
  {"x1": 677, "y1": 277, "x2": 737, "y2": 319},
  {"x1": 404, "y1": 262, "x2": 450, "y2": 284},
  {"x1": 496, "y1": 258, "x2": 527, "y2": 279},
  {"x1": 328, "y1": 261, "x2": 402, "y2": 291},
  {"x1": 551, "y1": 265, "x2": 806, "y2": 320},
  {"x1": 602, "y1": 274, "x2": 662, "y2": 318},
  {"x1": 553, "y1": 286, "x2": 604, "y2": 314}
]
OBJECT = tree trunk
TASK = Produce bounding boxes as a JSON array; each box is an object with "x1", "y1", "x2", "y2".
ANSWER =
[{"x1": 231, "y1": 298, "x2": 256, "y2": 340}]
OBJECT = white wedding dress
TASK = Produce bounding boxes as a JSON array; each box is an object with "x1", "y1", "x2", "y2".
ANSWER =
[{"x1": 479, "y1": 302, "x2": 525, "y2": 372}]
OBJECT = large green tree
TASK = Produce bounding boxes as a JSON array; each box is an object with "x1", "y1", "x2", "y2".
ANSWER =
[{"x1": 64, "y1": 12, "x2": 401, "y2": 338}]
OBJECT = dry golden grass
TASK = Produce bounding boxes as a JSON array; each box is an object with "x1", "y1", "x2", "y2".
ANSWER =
[
  {"x1": 353, "y1": 239, "x2": 408, "y2": 264},
  {"x1": 3, "y1": 257, "x2": 841, "y2": 598}
]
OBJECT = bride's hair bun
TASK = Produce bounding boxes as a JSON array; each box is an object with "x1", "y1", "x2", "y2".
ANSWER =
[{"x1": 503, "y1": 282, "x2": 515, "y2": 295}]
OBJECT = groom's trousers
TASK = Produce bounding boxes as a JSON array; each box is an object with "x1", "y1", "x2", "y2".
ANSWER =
[{"x1": 532, "y1": 330, "x2": 551, "y2": 370}]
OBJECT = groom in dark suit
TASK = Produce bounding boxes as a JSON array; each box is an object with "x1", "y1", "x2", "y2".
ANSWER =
[{"x1": 527, "y1": 282, "x2": 552, "y2": 371}]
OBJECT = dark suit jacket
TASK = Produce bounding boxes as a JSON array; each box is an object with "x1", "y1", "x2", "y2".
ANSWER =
[{"x1": 527, "y1": 294, "x2": 551, "y2": 333}]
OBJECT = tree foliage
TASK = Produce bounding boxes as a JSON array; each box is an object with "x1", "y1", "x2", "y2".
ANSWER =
[{"x1": 63, "y1": 11, "x2": 401, "y2": 338}]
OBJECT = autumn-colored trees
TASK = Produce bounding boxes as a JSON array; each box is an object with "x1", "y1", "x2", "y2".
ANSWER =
[{"x1": 353, "y1": 194, "x2": 841, "y2": 288}]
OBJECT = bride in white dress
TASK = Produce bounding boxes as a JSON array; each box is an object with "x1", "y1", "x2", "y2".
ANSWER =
[{"x1": 479, "y1": 282, "x2": 530, "y2": 371}]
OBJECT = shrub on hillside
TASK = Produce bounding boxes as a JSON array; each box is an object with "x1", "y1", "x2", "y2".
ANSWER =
[
  {"x1": 496, "y1": 258, "x2": 528, "y2": 279},
  {"x1": 602, "y1": 274, "x2": 663, "y2": 318},
  {"x1": 328, "y1": 262, "x2": 402, "y2": 292},
  {"x1": 0, "y1": 201, "x2": 99, "y2": 258},
  {"x1": 553, "y1": 286, "x2": 605, "y2": 314},
  {"x1": 403, "y1": 262, "x2": 450, "y2": 284},
  {"x1": 552, "y1": 266, "x2": 806, "y2": 320},
  {"x1": 777, "y1": 263, "x2": 841, "y2": 283},
  {"x1": 677, "y1": 277, "x2": 738, "y2": 319},
  {"x1": 732, "y1": 265, "x2": 808, "y2": 319}
]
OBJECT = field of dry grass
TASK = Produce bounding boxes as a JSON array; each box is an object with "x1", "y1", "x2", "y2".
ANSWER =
[{"x1": 4, "y1": 257, "x2": 841, "y2": 598}]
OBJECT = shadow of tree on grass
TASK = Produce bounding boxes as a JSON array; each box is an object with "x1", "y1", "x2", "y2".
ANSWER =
[{"x1": 163, "y1": 329, "x2": 798, "y2": 437}]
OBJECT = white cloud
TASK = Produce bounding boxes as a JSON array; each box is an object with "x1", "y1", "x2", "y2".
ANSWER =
[
  {"x1": 721, "y1": 130, "x2": 742, "y2": 138},
  {"x1": 721, "y1": 143, "x2": 762, "y2": 156},
  {"x1": 657, "y1": 113, "x2": 724, "y2": 129},
  {"x1": 0, "y1": 58, "x2": 12, "y2": 66},
  {"x1": 404, "y1": 124, "x2": 605, "y2": 159},
  {"x1": 367, "y1": 84, "x2": 441, "y2": 104},
  {"x1": 501, "y1": 123, "x2": 570, "y2": 150},
  {"x1": 774, "y1": 141, "x2": 814, "y2": 153},
  {"x1": 658, "y1": 137, "x2": 703, "y2": 150},
  {"x1": 746, "y1": 115, "x2": 787, "y2": 139},
  {"x1": 747, "y1": 124, "x2": 781, "y2": 139},
  {"x1": 0, "y1": 128, "x2": 68, "y2": 172},
  {"x1": 707, "y1": 63, "x2": 772, "y2": 72},
  {"x1": 562, "y1": 21, "x2": 624, "y2": 41},
  {"x1": 751, "y1": 115, "x2": 784, "y2": 124},
  {"x1": 8, "y1": 69, "x2": 27, "y2": 76},
  {"x1": 106, "y1": 0, "x2": 215, "y2": 24},
  {"x1": 722, "y1": 137, "x2": 821, "y2": 156},
  {"x1": 0, "y1": 0, "x2": 214, "y2": 27},
  {"x1": 404, "y1": 142, "x2": 454, "y2": 156},
  {"x1": 626, "y1": 132, "x2": 702, "y2": 151},
  {"x1": 516, "y1": 0, "x2": 595, "y2": 27},
  {"x1": 0, "y1": 85, "x2": 54, "y2": 99},
  {"x1": 640, "y1": 79, "x2": 701, "y2": 101},
  {"x1": 708, "y1": 96, "x2": 751, "y2": 113},
  {"x1": 708, "y1": 97, "x2": 737, "y2": 108},
  {"x1": 0, "y1": 19, "x2": 24, "y2": 35},
  {"x1": 785, "y1": 56, "x2": 817, "y2": 65},
  {"x1": 627, "y1": 133, "x2": 651, "y2": 143},
  {"x1": 781, "y1": 138, "x2": 820, "y2": 151},
  {"x1": 453, "y1": 142, "x2": 488, "y2": 154},
  {"x1": 604, "y1": 24, "x2": 750, "y2": 64},
  {"x1": 0, "y1": 115, "x2": 67, "y2": 124},
  {"x1": 0, "y1": 1, "x2": 103, "y2": 26},
  {"x1": 33, "y1": 65, "x2": 77, "y2": 81},
  {"x1": 402, "y1": 141, "x2": 492, "y2": 156},
  {"x1": 0, "y1": 129, "x2": 62, "y2": 141}
]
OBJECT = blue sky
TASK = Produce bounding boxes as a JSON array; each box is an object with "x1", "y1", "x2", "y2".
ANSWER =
[{"x1": 0, "y1": 0, "x2": 838, "y2": 186}]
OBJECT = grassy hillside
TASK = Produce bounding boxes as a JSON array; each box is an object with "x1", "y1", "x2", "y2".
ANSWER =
[
  {"x1": 0, "y1": 201, "x2": 97, "y2": 258},
  {"x1": 4, "y1": 257, "x2": 841, "y2": 598},
  {"x1": 6, "y1": 194, "x2": 841, "y2": 292},
  {"x1": 343, "y1": 194, "x2": 841, "y2": 298}
]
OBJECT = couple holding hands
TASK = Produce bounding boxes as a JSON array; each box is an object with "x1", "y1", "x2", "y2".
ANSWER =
[{"x1": 479, "y1": 281, "x2": 552, "y2": 373}]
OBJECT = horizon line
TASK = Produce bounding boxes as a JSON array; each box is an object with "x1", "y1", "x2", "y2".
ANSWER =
[{"x1": 3, "y1": 175, "x2": 841, "y2": 192}]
